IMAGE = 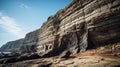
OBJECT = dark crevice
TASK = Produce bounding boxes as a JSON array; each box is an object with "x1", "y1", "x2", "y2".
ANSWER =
[{"x1": 87, "y1": 32, "x2": 96, "y2": 50}]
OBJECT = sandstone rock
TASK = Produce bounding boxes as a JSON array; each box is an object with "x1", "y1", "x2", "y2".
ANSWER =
[
  {"x1": 20, "y1": 29, "x2": 40, "y2": 53},
  {"x1": 0, "y1": 0, "x2": 120, "y2": 66},
  {"x1": 16, "y1": 0, "x2": 120, "y2": 57}
]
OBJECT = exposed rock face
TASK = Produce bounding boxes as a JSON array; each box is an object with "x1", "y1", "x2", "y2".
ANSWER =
[
  {"x1": 87, "y1": 0, "x2": 120, "y2": 46},
  {"x1": 0, "y1": 39, "x2": 24, "y2": 52},
  {"x1": 19, "y1": 0, "x2": 120, "y2": 57},
  {"x1": 0, "y1": 0, "x2": 120, "y2": 66},
  {"x1": 20, "y1": 29, "x2": 40, "y2": 53}
]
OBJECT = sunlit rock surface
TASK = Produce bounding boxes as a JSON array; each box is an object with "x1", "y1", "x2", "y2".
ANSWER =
[
  {"x1": 0, "y1": 0, "x2": 120, "y2": 67},
  {"x1": 20, "y1": 0, "x2": 120, "y2": 57}
]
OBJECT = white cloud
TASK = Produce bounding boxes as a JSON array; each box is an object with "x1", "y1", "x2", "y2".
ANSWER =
[
  {"x1": 0, "y1": 12, "x2": 25, "y2": 38},
  {"x1": 19, "y1": 3, "x2": 31, "y2": 9}
]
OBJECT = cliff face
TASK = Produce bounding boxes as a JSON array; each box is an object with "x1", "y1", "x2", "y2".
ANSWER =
[
  {"x1": 0, "y1": 0, "x2": 119, "y2": 57},
  {"x1": 0, "y1": 0, "x2": 120, "y2": 66},
  {"x1": 20, "y1": 29, "x2": 40, "y2": 53},
  {"x1": 0, "y1": 39, "x2": 24, "y2": 52},
  {"x1": 20, "y1": 0, "x2": 120, "y2": 57},
  {"x1": 1, "y1": 0, "x2": 119, "y2": 57}
]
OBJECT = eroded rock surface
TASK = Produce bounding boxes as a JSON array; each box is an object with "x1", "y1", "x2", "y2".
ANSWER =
[
  {"x1": 20, "y1": 0, "x2": 120, "y2": 57},
  {"x1": 0, "y1": 43, "x2": 120, "y2": 67},
  {"x1": 20, "y1": 29, "x2": 40, "y2": 53},
  {"x1": 0, "y1": 0, "x2": 120, "y2": 67}
]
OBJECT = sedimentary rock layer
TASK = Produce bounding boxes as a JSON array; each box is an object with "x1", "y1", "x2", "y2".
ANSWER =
[
  {"x1": 20, "y1": 29, "x2": 40, "y2": 53},
  {"x1": 18, "y1": 0, "x2": 120, "y2": 56}
]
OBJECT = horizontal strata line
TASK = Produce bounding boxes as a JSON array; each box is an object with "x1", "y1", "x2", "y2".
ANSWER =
[{"x1": 88, "y1": 15, "x2": 120, "y2": 29}]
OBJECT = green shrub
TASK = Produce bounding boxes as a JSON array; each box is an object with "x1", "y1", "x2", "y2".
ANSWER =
[
  {"x1": 56, "y1": 9, "x2": 64, "y2": 15},
  {"x1": 47, "y1": 15, "x2": 54, "y2": 21},
  {"x1": 53, "y1": 17, "x2": 61, "y2": 31}
]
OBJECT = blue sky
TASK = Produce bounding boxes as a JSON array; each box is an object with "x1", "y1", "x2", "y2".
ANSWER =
[{"x1": 0, "y1": 0, "x2": 72, "y2": 47}]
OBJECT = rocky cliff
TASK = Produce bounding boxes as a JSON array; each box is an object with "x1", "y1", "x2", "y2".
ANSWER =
[
  {"x1": 20, "y1": 0, "x2": 120, "y2": 57},
  {"x1": 20, "y1": 29, "x2": 40, "y2": 53},
  {"x1": 0, "y1": 0, "x2": 120, "y2": 67},
  {"x1": 0, "y1": 39, "x2": 24, "y2": 52}
]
